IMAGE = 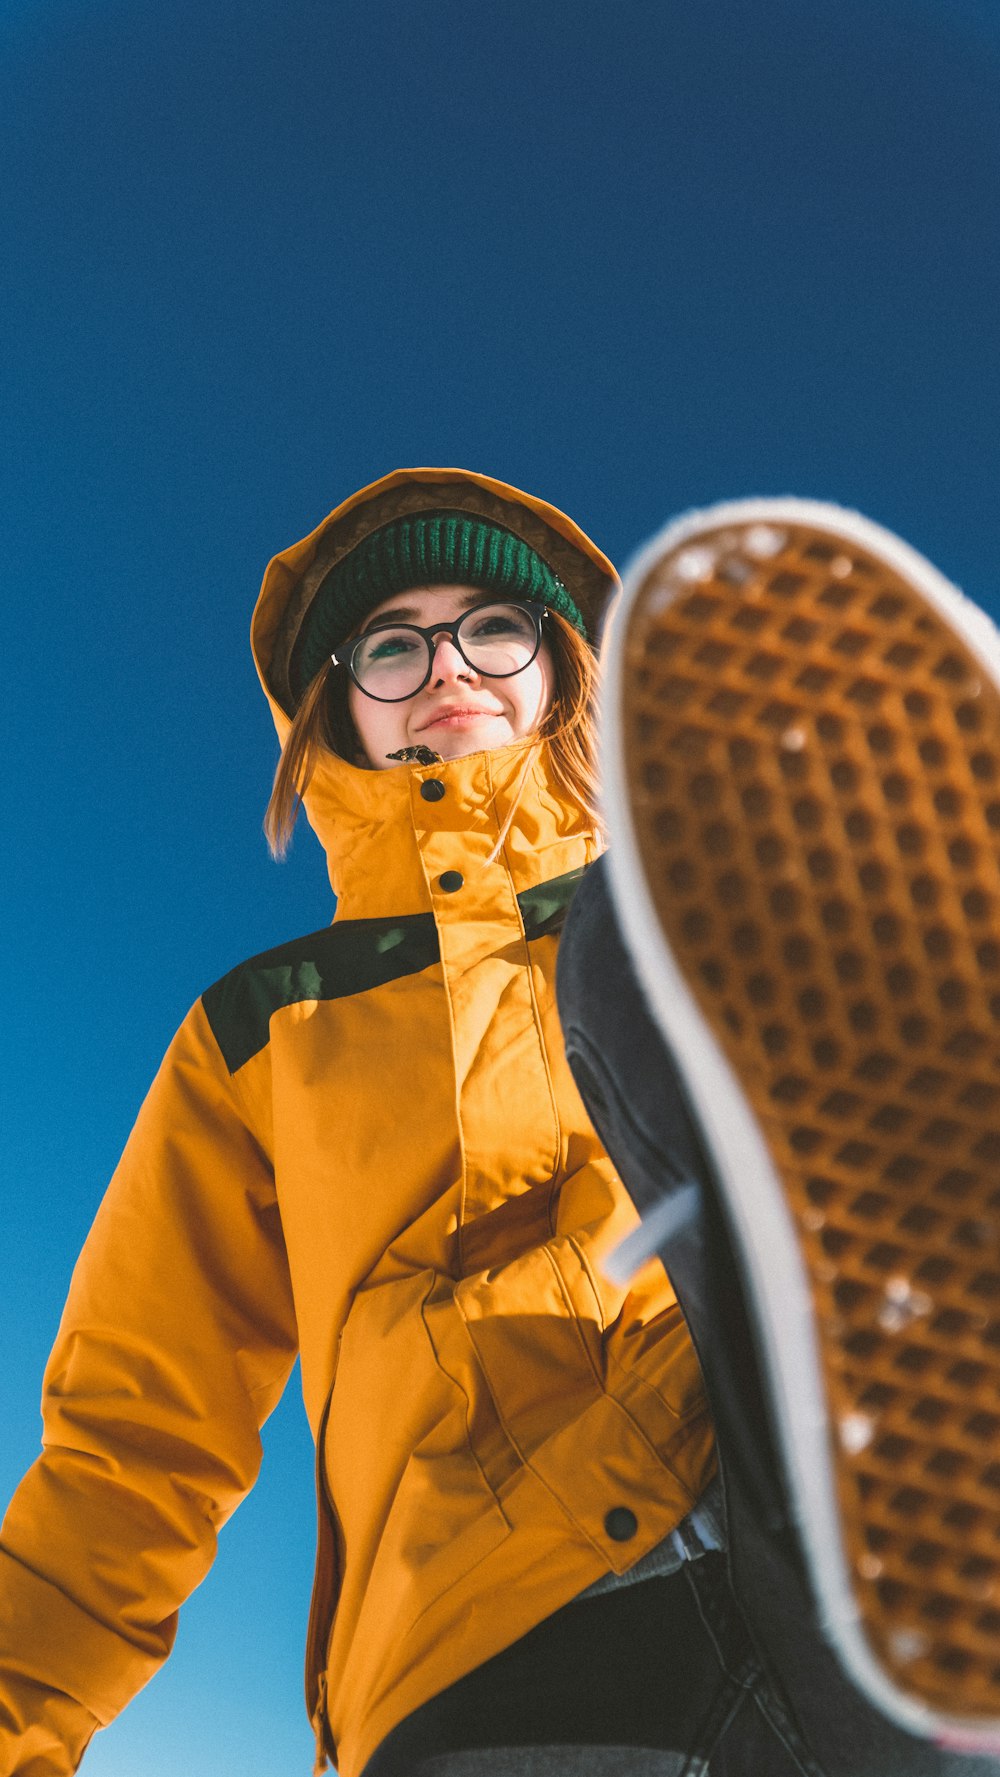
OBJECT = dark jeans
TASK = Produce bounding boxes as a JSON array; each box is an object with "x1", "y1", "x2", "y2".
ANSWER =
[
  {"x1": 364, "y1": 859, "x2": 1000, "y2": 1776},
  {"x1": 362, "y1": 1551, "x2": 826, "y2": 1776}
]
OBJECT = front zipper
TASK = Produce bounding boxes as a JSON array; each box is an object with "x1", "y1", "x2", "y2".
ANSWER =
[
  {"x1": 311, "y1": 1671, "x2": 331, "y2": 1777},
  {"x1": 305, "y1": 1389, "x2": 340, "y2": 1774}
]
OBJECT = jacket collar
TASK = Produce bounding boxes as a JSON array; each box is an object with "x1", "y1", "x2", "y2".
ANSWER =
[{"x1": 301, "y1": 738, "x2": 599, "y2": 919}]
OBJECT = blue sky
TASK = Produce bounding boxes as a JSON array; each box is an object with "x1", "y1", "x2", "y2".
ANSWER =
[{"x1": 4, "y1": 1, "x2": 1000, "y2": 1772}]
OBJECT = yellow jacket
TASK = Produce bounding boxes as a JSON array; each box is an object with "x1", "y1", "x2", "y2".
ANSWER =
[{"x1": 0, "y1": 471, "x2": 715, "y2": 1777}]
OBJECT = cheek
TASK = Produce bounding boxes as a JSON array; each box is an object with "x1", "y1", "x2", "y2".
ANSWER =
[
  {"x1": 346, "y1": 683, "x2": 366, "y2": 745},
  {"x1": 347, "y1": 684, "x2": 387, "y2": 767},
  {"x1": 521, "y1": 643, "x2": 556, "y2": 727}
]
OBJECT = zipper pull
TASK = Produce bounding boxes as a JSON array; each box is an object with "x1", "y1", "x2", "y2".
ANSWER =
[{"x1": 311, "y1": 1670, "x2": 330, "y2": 1776}]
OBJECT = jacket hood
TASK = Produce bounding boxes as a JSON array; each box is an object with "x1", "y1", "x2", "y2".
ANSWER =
[
  {"x1": 250, "y1": 468, "x2": 618, "y2": 887},
  {"x1": 251, "y1": 467, "x2": 619, "y2": 732}
]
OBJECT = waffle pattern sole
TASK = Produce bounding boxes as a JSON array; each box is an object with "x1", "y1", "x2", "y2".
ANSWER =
[{"x1": 614, "y1": 509, "x2": 1000, "y2": 1731}]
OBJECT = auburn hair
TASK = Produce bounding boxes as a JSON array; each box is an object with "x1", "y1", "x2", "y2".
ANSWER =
[{"x1": 263, "y1": 610, "x2": 602, "y2": 858}]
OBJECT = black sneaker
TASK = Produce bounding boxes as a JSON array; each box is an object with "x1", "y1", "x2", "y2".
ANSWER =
[{"x1": 601, "y1": 497, "x2": 1000, "y2": 1754}]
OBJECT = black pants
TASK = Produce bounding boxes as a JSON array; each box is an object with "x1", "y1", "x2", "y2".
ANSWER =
[{"x1": 363, "y1": 1552, "x2": 821, "y2": 1776}]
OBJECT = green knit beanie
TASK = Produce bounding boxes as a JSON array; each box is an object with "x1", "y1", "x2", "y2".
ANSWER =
[{"x1": 290, "y1": 511, "x2": 587, "y2": 702}]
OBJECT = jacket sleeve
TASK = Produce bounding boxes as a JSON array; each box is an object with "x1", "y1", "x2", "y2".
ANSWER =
[{"x1": 0, "y1": 997, "x2": 298, "y2": 1776}]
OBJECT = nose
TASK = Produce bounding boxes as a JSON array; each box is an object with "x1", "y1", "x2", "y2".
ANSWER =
[{"x1": 430, "y1": 631, "x2": 479, "y2": 685}]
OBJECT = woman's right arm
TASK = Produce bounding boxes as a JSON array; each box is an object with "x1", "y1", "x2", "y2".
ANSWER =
[{"x1": 0, "y1": 996, "x2": 299, "y2": 1776}]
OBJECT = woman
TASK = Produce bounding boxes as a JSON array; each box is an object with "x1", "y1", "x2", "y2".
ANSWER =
[
  {"x1": 0, "y1": 468, "x2": 721, "y2": 1777},
  {"x1": 2, "y1": 469, "x2": 996, "y2": 1777}
]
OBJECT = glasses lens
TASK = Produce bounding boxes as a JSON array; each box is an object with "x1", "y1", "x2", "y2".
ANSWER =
[
  {"x1": 457, "y1": 602, "x2": 539, "y2": 677},
  {"x1": 352, "y1": 627, "x2": 429, "y2": 699}
]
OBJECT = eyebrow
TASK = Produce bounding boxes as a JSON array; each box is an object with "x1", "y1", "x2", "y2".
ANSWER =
[{"x1": 360, "y1": 590, "x2": 489, "y2": 632}]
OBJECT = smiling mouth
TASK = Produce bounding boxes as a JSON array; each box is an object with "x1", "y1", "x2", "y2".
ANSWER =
[{"x1": 418, "y1": 708, "x2": 503, "y2": 730}]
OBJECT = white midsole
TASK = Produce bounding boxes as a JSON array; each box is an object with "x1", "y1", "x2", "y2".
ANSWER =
[{"x1": 599, "y1": 495, "x2": 1000, "y2": 1750}]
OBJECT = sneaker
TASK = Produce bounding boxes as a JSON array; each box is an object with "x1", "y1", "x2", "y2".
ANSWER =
[{"x1": 600, "y1": 497, "x2": 1000, "y2": 1753}]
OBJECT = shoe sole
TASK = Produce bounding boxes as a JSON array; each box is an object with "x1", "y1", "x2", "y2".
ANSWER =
[{"x1": 601, "y1": 497, "x2": 1000, "y2": 1750}]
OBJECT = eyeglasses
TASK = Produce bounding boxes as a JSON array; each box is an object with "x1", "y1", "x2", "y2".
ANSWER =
[{"x1": 331, "y1": 600, "x2": 547, "y2": 703}]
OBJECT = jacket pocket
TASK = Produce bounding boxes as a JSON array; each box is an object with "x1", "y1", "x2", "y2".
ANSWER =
[{"x1": 323, "y1": 1270, "x2": 512, "y2": 1665}]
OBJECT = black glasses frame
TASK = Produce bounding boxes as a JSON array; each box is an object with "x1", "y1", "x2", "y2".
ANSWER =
[{"x1": 331, "y1": 599, "x2": 547, "y2": 703}]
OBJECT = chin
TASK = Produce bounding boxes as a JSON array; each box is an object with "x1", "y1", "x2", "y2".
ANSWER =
[
  {"x1": 436, "y1": 738, "x2": 493, "y2": 761},
  {"x1": 433, "y1": 725, "x2": 510, "y2": 760}
]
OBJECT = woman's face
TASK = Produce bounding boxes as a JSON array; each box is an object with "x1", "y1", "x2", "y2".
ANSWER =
[{"x1": 346, "y1": 585, "x2": 556, "y2": 770}]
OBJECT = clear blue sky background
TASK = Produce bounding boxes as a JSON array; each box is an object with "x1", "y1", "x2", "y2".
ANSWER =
[{"x1": 4, "y1": 1, "x2": 1000, "y2": 1772}]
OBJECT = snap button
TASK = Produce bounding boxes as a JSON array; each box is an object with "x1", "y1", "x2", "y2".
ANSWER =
[
  {"x1": 420, "y1": 779, "x2": 446, "y2": 802},
  {"x1": 438, "y1": 871, "x2": 464, "y2": 893},
  {"x1": 604, "y1": 1506, "x2": 638, "y2": 1543}
]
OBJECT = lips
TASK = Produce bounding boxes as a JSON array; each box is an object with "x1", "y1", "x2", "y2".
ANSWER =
[{"x1": 417, "y1": 706, "x2": 503, "y2": 731}]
